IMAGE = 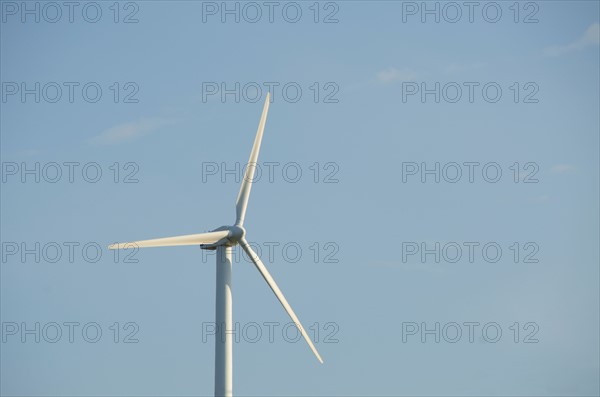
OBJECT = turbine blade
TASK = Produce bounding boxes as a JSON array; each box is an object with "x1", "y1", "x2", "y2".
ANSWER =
[
  {"x1": 108, "y1": 230, "x2": 230, "y2": 250},
  {"x1": 239, "y1": 237, "x2": 324, "y2": 364},
  {"x1": 235, "y1": 93, "x2": 270, "y2": 226}
]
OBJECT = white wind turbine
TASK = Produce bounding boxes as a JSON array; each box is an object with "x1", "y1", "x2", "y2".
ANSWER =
[{"x1": 108, "y1": 93, "x2": 323, "y2": 397}]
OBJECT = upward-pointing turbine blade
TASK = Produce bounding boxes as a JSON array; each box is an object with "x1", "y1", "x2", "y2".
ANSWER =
[
  {"x1": 235, "y1": 93, "x2": 270, "y2": 226},
  {"x1": 239, "y1": 237, "x2": 324, "y2": 364},
  {"x1": 108, "y1": 230, "x2": 230, "y2": 250}
]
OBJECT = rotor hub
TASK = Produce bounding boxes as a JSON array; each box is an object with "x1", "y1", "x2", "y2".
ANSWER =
[{"x1": 228, "y1": 225, "x2": 246, "y2": 243}]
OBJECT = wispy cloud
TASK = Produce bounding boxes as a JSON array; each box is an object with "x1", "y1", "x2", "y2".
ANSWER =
[
  {"x1": 16, "y1": 149, "x2": 40, "y2": 157},
  {"x1": 443, "y1": 61, "x2": 485, "y2": 74},
  {"x1": 544, "y1": 22, "x2": 599, "y2": 57},
  {"x1": 528, "y1": 194, "x2": 550, "y2": 203},
  {"x1": 90, "y1": 117, "x2": 174, "y2": 145},
  {"x1": 551, "y1": 164, "x2": 576, "y2": 174},
  {"x1": 376, "y1": 67, "x2": 417, "y2": 84},
  {"x1": 369, "y1": 260, "x2": 447, "y2": 275}
]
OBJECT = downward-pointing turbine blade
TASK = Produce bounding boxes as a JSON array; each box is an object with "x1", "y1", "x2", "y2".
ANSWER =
[
  {"x1": 108, "y1": 230, "x2": 230, "y2": 250},
  {"x1": 235, "y1": 93, "x2": 270, "y2": 226},
  {"x1": 239, "y1": 237, "x2": 324, "y2": 364}
]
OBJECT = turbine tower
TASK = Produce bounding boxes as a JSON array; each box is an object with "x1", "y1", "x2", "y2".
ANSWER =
[{"x1": 109, "y1": 93, "x2": 323, "y2": 397}]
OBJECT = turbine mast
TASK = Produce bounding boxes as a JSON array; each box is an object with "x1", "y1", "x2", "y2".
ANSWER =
[{"x1": 214, "y1": 246, "x2": 233, "y2": 397}]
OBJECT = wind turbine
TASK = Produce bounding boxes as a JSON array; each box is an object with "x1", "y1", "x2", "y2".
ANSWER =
[{"x1": 108, "y1": 93, "x2": 323, "y2": 397}]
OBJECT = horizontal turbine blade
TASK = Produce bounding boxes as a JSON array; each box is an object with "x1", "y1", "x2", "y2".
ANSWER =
[
  {"x1": 239, "y1": 237, "x2": 323, "y2": 364},
  {"x1": 235, "y1": 93, "x2": 270, "y2": 226},
  {"x1": 109, "y1": 230, "x2": 230, "y2": 250}
]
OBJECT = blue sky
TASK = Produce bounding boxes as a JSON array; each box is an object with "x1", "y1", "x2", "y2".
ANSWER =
[{"x1": 1, "y1": 1, "x2": 599, "y2": 396}]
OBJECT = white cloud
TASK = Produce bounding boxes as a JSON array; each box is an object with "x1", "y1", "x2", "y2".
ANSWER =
[
  {"x1": 550, "y1": 164, "x2": 576, "y2": 174},
  {"x1": 90, "y1": 118, "x2": 174, "y2": 145},
  {"x1": 376, "y1": 67, "x2": 417, "y2": 84},
  {"x1": 544, "y1": 22, "x2": 599, "y2": 57}
]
